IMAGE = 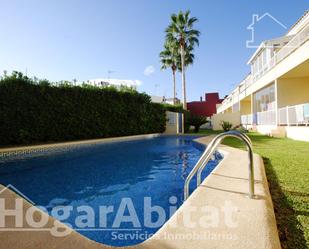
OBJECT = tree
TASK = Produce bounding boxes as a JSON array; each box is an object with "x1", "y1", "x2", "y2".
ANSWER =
[
  {"x1": 160, "y1": 42, "x2": 178, "y2": 104},
  {"x1": 177, "y1": 44, "x2": 195, "y2": 73},
  {"x1": 165, "y1": 10, "x2": 200, "y2": 110},
  {"x1": 160, "y1": 42, "x2": 195, "y2": 105},
  {"x1": 188, "y1": 114, "x2": 207, "y2": 133}
]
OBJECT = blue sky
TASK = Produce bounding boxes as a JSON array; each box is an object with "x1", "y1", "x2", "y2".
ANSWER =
[{"x1": 0, "y1": 0, "x2": 308, "y2": 101}]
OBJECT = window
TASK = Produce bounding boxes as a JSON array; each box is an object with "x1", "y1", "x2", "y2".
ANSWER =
[
  {"x1": 262, "y1": 50, "x2": 267, "y2": 66},
  {"x1": 232, "y1": 102, "x2": 239, "y2": 112},
  {"x1": 253, "y1": 83, "x2": 276, "y2": 113}
]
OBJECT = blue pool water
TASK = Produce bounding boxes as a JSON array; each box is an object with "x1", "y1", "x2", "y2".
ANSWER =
[{"x1": 0, "y1": 136, "x2": 221, "y2": 246}]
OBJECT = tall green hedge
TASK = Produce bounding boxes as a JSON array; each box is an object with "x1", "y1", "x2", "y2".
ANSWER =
[{"x1": 0, "y1": 73, "x2": 166, "y2": 146}]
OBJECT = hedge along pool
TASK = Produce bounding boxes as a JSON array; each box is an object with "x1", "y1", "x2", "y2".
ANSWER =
[{"x1": 0, "y1": 135, "x2": 221, "y2": 246}]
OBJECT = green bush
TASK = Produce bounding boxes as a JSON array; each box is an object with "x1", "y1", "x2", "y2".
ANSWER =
[
  {"x1": 220, "y1": 121, "x2": 233, "y2": 131},
  {"x1": 0, "y1": 72, "x2": 166, "y2": 146},
  {"x1": 188, "y1": 114, "x2": 207, "y2": 133},
  {"x1": 183, "y1": 110, "x2": 191, "y2": 133},
  {"x1": 161, "y1": 103, "x2": 184, "y2": 113}
]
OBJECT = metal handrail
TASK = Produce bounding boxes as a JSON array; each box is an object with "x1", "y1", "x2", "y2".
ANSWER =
[
  {"x1": 184, "y1": 131, "x2": 254, "y2": 200},
  {"x1": 196, "y1": 131, "x2": 252, "y2": 185}
]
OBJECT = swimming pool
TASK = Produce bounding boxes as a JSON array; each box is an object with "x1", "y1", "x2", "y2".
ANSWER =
[{"x1": 0, "y1": 135, "x2": 221, "y2": 246}]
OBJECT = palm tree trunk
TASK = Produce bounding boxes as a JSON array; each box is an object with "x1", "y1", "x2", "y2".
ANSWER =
[
  {"x1": 180, "y1": 45, "x2": 187, "y2": 110},
  {"x1": 180, "y1": 44, "x2": 186, "y2": 134},
  {"x1": 172, "y1": 69, "x2": 176, "y2": 105}
]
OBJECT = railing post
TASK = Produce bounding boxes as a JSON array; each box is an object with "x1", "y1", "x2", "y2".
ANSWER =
[
  {"x1": 286, "y1": 106, "x2": 289, "y2": 126},
  {"x1": 275, "y1": 79, "x2": 278, "y2": 126}
]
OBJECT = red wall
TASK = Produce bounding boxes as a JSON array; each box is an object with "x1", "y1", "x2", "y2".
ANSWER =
[{"x1": 187, "y1": 93, "x2": 223, "y2": 117}]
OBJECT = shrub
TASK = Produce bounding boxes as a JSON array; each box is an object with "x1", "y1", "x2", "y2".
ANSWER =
[
  {"x1": 0, "y1": 72, "x2": 166, "y2": 146},
  {"x1": 188, "y1": 114, "x2": 208, "y2": 133},
  {"x1": 220, "y1": 121, "x2": 233, "y2": 131},
  {"x1": 161, "y1": 103, "x2": 184, "y2": 113}
]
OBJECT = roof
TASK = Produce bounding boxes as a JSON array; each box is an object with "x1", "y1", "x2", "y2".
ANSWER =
[
  {"x1": 150, "y1": 95, "x2": 164, "y2": 103},
  {"x1": 247, "y1": 35, "x2": 293, "y2": 64}
]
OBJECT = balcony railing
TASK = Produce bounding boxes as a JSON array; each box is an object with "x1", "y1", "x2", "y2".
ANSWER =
[
  {"x1": 278, "y1": 103, "x2": 309, "y2": 126},
  {"x1": 241, "y1": 110, "x2": 276, "y2": 126},
  {"x1": 256, "y1": 110, "x2": 276, "y2": 125},
  {"x1": 219, "y1": 75, "x2": 253, "y2": 112},
  {"x1": 239, "y1": 74, "x2": 253, "y2": 94},
  {"x1": 256, "y1": 24, "x2": 309, "y2": 82},
  {"x1": 241, "y1": 103, "x2": 309, "y2": 126},
  {"x1": 241, "y1": 114, "x2": 253, "y2": 125}
]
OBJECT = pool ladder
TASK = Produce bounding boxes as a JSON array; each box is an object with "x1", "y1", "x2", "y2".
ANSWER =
[{"x1": 184, "y1": 130, "x2": 254, "y2": 200}]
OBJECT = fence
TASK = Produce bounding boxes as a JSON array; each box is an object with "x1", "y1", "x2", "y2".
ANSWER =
[
  {"x1": 256, "y1": 110, "x2": 276, "y2": 125},
  {"x1": 278, "y1": 103, "x2": 309, "y2": 126},
  {"x1": 240, "y1": 103, "x2": 309, "y2": 126},
  {"x1": 240, "y1": 114, "x2": 253, "y2": 125},
  {"x1": 241, "y1": 110, "x2": 276, "y2": 125}
]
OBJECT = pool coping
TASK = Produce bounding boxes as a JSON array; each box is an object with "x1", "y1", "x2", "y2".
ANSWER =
[
  {"x1": 0, "y1": 134, "x2": 281, "y2": 249},
  {"x1": 0, "y1": 133, "x2": 161, "y2": 156}
]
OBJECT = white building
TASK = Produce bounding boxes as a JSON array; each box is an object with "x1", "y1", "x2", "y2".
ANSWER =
[
  {"x1": 86, "y1": 78, "x2": 141, "y2": 90},
  {"x1": 150, "y1": 96, "x2": 181, "y2": 105},
  {"x1": 215, "y1": 10, "x2": 309, "y2": 141}
]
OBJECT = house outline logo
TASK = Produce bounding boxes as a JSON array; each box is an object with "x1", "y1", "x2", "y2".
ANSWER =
[
  {"x1": 246, "y1": 12, "x2": 288, "y2": 48},
  {"x1": 0, "y1": 184, "x2": 35, "y2": 205}
]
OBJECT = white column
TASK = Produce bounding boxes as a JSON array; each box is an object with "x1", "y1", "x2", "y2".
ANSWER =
[
  {"x1": 251, "y1": 94, "x2": 254, "y2": 125},
  {"x1": 286, "y1": 106, "x2": 289, "y2": 126},
  {"x1": 274, "y1": 79, "x2": 278, "y2": 126}
]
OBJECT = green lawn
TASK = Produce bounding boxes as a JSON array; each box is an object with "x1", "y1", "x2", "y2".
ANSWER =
[{"x1": 193, "y1": 129, "x2": 309, "y2": 249}]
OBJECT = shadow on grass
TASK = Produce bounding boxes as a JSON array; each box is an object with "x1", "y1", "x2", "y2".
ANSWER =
[{"x1": 263, "y1": 157, "x2": 308, "y2": 249}]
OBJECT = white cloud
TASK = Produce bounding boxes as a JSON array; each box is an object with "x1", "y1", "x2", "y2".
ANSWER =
[
  {"x1": 143, "y1": 65, "x2": 155, "y2": 76},
  {"x1": 134, "y1": 80, "x2": 142, "y2": 86}
]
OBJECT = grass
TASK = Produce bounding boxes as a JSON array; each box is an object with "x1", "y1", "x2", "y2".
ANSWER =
[{"x1": 192, "y1": 129, "x2": 309, "y2": 249}]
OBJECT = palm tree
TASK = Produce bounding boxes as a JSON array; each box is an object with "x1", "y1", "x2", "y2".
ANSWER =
[
  {"x1": 165, "y1": 10, "x2": 200, "y2": 110},
  {"x1": 160, "y1": 42, "x2": 178, "y2": 104},
  {"x1": 177, "y1": 44, "x2": 195, "y2": 73},
  {"x1": 160, "y1": 43, "x2": 195, "y2": 105}
]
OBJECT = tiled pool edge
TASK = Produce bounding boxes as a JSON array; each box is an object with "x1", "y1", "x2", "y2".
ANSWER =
[
  {"x1": 0, "y1": 133, "x2": 161, "y2": 159},
  {"x1": 0, "y1": 135, "x2": 281, "y2": 249}
]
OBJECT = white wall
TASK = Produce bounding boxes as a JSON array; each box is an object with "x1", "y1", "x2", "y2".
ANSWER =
[
  {"x1": 285, "y1": 126, "x2": 309, "y2": 142},
  {"x1": 211, "y1": 112, "x2": 240, "y2": 130},
  {"x1": 165, "y1": 111, "x2": 181, "y2": 134},
  {"x1": 252, "y1": 125, "x2": 309, "y2": 142},
  {"x1": 277, "y1": 77, "x2": 309, "y2": 108}
]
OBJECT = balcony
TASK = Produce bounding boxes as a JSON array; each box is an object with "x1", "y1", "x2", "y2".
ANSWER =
[
  {"x1": 219, "y1": 24, "x2": 309, "y2": 114},
  {"x1": 253, "y1": 24, "x2": 309, "y2": 82}
]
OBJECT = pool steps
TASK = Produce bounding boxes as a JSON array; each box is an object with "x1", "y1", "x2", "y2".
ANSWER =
[{"x1": 184, "y1": 131, "x2": 254, "y2": 200}]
